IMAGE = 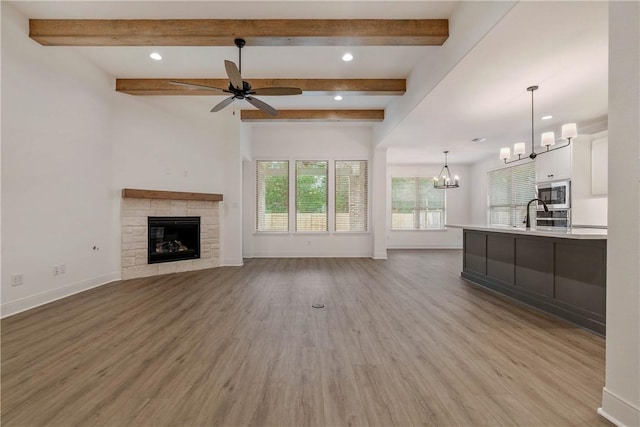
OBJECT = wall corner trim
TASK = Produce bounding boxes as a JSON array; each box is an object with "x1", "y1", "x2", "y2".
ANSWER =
[
  {"x1": 372, "y1": 251, "x2": 388, "y2": 260},
  {"x1": 598, "y1": 387, "x2": 640, "y2": 427},
  {"x1": 222, "y1": 258, "x2": 244, "y2": 267}
]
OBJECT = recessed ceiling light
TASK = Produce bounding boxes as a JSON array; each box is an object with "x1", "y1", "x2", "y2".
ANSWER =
[
  {"x1": 150, "y1": 52, "x2": 162, "y2": 61},
  {"x1": 334, "y1": 95, "x2": 343, "y2": 101},
  {"x1": 541, "y1": 115, "x2": 553, "y2": 120},
  {"x1": 342, "y1": 53, "x2": 353, "y2": 62},
  {"x1": 471, "y1": 137, "x2": 487, "y2": 142}
]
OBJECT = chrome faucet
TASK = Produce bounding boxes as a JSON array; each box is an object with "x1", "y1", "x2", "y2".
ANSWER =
[{"x1": 524, "y1": 198, "x2": 549, "y2": 229}]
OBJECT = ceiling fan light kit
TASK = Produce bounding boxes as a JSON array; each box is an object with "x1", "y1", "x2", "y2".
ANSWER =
[
  {"x1": 499, "y1": 85, "x2": 577, "y2": 164},
  {"x1": 169, "y1": 38, "x2": 302, "y2": 116}
]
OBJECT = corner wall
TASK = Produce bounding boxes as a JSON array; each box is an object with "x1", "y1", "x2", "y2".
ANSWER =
[{"x1": 599, "y1": 2, "x2": 640, "y2": 426}]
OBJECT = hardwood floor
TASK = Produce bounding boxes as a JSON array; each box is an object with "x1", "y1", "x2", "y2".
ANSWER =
[{"x1": 1, "y1": 250, "x2": 612, "y2": 426}]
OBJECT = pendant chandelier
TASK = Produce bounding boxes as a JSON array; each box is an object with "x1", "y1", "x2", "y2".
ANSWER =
[
  {"x1": 433, "y1": 151, "x2": 459, "y2": 189},
  {"x1": 499, "y1": 85, "x2": 577, "y2": 164}
]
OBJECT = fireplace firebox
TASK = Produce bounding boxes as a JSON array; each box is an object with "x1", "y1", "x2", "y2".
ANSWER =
[{"x1": 148, "y1": 217, "x2": 200, "y2": 264}]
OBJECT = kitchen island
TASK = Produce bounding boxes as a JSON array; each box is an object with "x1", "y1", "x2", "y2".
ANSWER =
[{"x1": 448, "y1": 225, "x2": 607, "y2": 335}]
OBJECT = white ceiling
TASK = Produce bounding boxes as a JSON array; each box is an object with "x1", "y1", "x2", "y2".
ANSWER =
[
  {"x1": 385, "y1": 1, "x2": 609, "y2": 164},
  {"x1": 10, "y1": 1, "x2": 609, "y2": 165}
]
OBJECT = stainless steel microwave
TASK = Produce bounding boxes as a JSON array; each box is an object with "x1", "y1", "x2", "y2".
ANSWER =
[{"x1": 536, "y1": 180, "x2": 571, "y2": 209}]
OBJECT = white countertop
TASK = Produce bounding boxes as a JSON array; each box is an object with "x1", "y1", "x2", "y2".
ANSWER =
[{"x1": 446, "y1": 224, "x2": 607, "y2": 240}]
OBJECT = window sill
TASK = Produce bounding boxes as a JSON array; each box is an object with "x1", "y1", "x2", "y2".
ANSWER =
[
  {"x1": 390, "y1": 228, "x2": 448, "y2": 232},
  {"x1": 253, "y1": 231, "x2": 372, "y2": 236}
]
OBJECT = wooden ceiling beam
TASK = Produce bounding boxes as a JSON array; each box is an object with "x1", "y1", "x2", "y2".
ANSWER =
[
  {"x1": 116, "y1": 78, "x2": 406, "y2": 96},
  {"x1": 29, "y1": 19, "x2": 448, "y2": 46},
  {"x1": 240, "y1": 110, "x2": 384, "y2": 122}
]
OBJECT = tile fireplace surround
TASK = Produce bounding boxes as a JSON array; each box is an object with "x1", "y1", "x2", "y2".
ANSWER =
[{"x1": 120, "y1": 189, "x2": 222, "y2": 280}]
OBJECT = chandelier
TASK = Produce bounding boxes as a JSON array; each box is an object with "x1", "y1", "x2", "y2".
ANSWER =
[
  {"x1": 499, "y1": 85, "x2": 577, "y2": 164},
  {"x1": 433, "y1": 151, "x2": 459, "y2": 189}
]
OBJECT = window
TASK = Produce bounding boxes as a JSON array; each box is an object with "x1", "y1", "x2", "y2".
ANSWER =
[
  {"x1": 296, "y1": 161, "x2": 328, "y2": 231},
  {"x1": 256, "y1": 161, "x2": 289, "y2": 231},
  {"x1": 335, "y1": 161, "x2": 368, "y2": 232},
  {"x1": 391, "y1": 177, "x2": 445, "y2": 230},
  {"x1": 488, "y1": 162, "x2": 536, "y2": 226}
]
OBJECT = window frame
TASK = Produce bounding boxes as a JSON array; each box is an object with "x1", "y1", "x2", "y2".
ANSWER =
[
  {"x1": 254, "y1": 157, "x2": 371, "y2": 235},
  {"x1": 390, "y1": 176, "x2": 447, "y2": 231},
  {"x1": 255, "y1": 160, "x2": 290, "y2": 233},
  {"x1": 334, "y1": 160, "x2": 369, "y2": 233},
  {"x1": 295, "y1": 160, "x2": 329, "y2": 232},
  {"x1": 487, "y1": 162, "x2": 536, "y2": 227}
]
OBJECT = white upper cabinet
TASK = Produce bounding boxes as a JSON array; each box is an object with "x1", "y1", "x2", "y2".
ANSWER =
[{"x1": 535, "y1": 143, "x2": 572, "y2": 182}]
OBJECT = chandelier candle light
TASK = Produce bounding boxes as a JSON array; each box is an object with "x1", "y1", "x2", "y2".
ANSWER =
[
  {"x1": 434, "y1": 151, "x2": 459, "y2": 189},
  {"x1": 500, "y1": 85, "x2": 578, "y2": 164}
]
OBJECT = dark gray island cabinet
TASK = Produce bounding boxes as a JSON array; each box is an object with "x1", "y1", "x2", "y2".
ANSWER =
[{"x1": 449, "y1": 225, "x2": 607, "y2": 335}]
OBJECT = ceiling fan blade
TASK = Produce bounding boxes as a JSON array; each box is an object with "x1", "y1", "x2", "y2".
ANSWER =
[
  {"x1": 169, "y1": 80, "x2": 228, "y2": 94},
  {"x1": 251, "y1": 87, "x2": 303, "y2": 96},
  {"x1": 210, "y1": 96, "x2": 235, "y2": 112},
  {"x1": 245, "y1": 96, "x2": 278, "y2": 116},
  {"x1": 224, "y1": 60, "x2": 243, "y2": 91}
]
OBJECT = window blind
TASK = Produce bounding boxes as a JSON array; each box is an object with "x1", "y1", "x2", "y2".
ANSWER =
[
  {"x1": 296, "y1": 161, "x2": 328, "y2": 231},
  {"x1": 335, "y1": 160, "x2": 368, "y2": 232},
  {"x1": 488, "y1": 162, "x2": 536, "y2": 226},
  {"x1": 256, "y1": 161, "x2": 289, "y2": 232},
  {"x1": 391, "y1": 177, "x2": 445, "y2": 230}
]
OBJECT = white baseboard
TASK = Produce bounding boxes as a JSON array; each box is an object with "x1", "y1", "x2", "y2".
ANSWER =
[
  {"x1": 1, "y1": 271, "x2": 120, "y2": 319},
  {"x1": 245, "y1": 252, "x2": 372, "y2": 259},
  {"x1": 221, "y1": 258, "x2": 244, "y2": 266},
  {"x1": 598, "y1": 387, "x2": 640, "y2": 427},
  {"x1": 386, "y1": 246, "x2": 463, "y2": 250}
]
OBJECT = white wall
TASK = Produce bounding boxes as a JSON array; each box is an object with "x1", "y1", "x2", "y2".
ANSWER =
[
  {"x1": 372, "y1": 148, "x2": 388, "y2": 258},
  {"x1": 239, "y1": 123, "x2": 253, "y2": 263},
  {"x1": 386, "y1": 164, "x2": 469, "y2": 249},
  {"x1": 111, "y1": 97, "x2": 233, "y2": 194},
  {"x1": 244, "y1": 124, "x2": 374, "y2": 257},
  {"x1": 572, "y1": 132, "x2": 608, "y2": 227},
  {"x1": 599, "y1": 2, "x2": 640, "y2": 426},
  {"x1": 1, "y1": 2, "x2": 118, "y2": 315},
  {"x1": 219, "y1": 114, "x2": 244, "y2": 266}
]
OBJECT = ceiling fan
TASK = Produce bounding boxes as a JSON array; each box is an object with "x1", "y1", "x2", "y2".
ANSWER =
[{"x1": 169, "y1": 39, "x2": 302, "y2": 116}]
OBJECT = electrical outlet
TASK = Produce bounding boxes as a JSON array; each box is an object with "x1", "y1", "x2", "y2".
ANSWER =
[
  {"x1": 11, "y1": 274, "x2": 24, "y2": 286},
  {"x1": 53, "y1": 265, "x2": 60, "y2": 276},
  {"x1": 60, "y1": 264, "x2": 66, "y2": 274}
]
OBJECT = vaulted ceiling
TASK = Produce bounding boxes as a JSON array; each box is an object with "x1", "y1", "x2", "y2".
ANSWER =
[{"x1": 10, "y1": 1, "x2": 609, "y2": 164}]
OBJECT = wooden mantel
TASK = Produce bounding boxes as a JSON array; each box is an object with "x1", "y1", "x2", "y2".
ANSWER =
[{"x1": 122, "y1": 188, "x2": 223, "y2": 202}]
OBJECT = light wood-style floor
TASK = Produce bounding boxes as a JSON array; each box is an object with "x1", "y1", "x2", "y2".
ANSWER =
[{"x1": 2, "y1": 250, "x2": 611, "y2": 427}]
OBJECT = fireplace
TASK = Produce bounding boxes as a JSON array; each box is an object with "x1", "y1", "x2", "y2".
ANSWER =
[
  {"x1": 148, "y1": 217, "x2": 200, "y2": 264},
  {"x1": 121, "y1": 189, "x2": 221, "y2": 279}
]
